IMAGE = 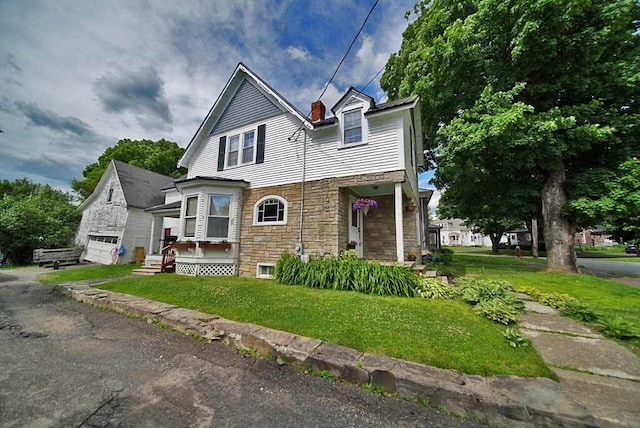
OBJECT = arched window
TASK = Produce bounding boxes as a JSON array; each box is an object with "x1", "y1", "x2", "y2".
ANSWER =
[{"x1": 253, "y1": 196, "x2": 287, "y2": 225}]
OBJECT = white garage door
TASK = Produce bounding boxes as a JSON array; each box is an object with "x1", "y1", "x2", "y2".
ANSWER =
[{"x1": 85, "y1": 235, "x2": 119, "y2": 265}]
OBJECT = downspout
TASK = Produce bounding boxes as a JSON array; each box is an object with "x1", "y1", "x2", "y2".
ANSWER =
[{"x1": 298, "y1": 129, "x2": 307, "y2": 245}]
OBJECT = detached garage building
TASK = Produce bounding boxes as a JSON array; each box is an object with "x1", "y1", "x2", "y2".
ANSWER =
[{"x1": 75, "y1": 160, "x2": 177, "y2": 264}]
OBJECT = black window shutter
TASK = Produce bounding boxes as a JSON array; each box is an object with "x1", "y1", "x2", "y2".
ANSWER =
[
  {"x1": 256, "y1": 124, "x2": 266, "y2": 164},
  {"x1": 217, "y1": 136, "x2": 226, "y2": 171}
]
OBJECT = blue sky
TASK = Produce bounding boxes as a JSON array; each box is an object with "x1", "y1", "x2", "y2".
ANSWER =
[{"x1": 0, "y1": 0, "x2": 437, "y2": 206}]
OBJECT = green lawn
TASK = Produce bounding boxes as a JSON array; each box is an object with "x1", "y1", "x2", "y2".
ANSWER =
[
  {"x1": 97, "y1": 274, "x2": 553, "y2": 378},
  {"x1": 39, "y1": 264, "x2": 137, "y2": 283}
]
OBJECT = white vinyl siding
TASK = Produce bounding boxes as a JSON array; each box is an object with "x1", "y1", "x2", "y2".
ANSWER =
[{"x1": 187, "y1": 112, "x2": 402, "y2": 189}]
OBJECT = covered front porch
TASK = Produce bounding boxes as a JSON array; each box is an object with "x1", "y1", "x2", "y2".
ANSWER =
[
  {"x1": 340, "y1": 178, "x2": 426, "y2": 263},
  {"x1": 144, "y1": 201, "x2": 181, "y2": 266}
]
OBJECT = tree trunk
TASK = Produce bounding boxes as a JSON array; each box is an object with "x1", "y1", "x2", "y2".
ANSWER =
[
  {"x1": 541, "y1": 164, "x2": 580, "y2": 273},
  {"x1": 531, "y1": 218, "x2": 539, "y2": 258},
  {"x1": 489, "y1": 233, "x2": 500, "y2": 254}
]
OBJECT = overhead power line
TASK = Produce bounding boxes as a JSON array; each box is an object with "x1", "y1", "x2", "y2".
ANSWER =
[
  {"x1": 289, "y1": 0, "x2": 380, "y2": 141},
  {"x1": 360, "y1": 64, "x2": 385, "y2": 92}
]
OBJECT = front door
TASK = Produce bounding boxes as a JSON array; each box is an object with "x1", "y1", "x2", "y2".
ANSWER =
[{"x1": 348, "y1": 197, "x2": 364, "y2": 257}]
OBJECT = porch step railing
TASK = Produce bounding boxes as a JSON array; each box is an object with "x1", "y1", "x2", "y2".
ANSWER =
[{"x1": 161, "y1": 244, "x2": 176, "y2": 273}]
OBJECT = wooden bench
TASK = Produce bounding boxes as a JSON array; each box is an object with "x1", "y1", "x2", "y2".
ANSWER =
[{"x1": 33, "y1": 247, "x2": 82, "y2": 267}]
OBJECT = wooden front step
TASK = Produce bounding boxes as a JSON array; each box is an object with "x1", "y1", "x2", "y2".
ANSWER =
[{"x1": 132, "y1": 267, "x2": 162, "y2": 276}]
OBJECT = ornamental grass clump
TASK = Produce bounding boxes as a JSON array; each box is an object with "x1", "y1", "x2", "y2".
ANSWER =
[{"x1": 274, "y1": 253, "x2": 418, "y2": 297}]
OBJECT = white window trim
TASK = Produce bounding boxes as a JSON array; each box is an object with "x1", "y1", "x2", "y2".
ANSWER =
[
  {"x1": 253, "y1": 195, "x2": 288, "y2": 226},
  {"x1": 205, "y1": 193, "x2": 233, "y2": 240},
  {"x1": 225, "y1": 124, "x2": 258, "y2": 169},
  {"x1": 256, "y1": 263, "x2": 275, "y2": 279},
  {"x1": 106, "y1": 186, "x2": 114, "y2": 203},
  {"x1": 339, "y1": 107, "x2": 368, "y2": 148},
  {"x1": 181, "y1": 194, "x2": 199, "y2": 240}
]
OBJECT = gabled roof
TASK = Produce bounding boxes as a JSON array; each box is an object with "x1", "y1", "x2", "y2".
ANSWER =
[
  {"x1": 366, "y1": 95, "x2": 418, "y2": 115},
  {"x1": 114, "y1": 160, "x2": 175, "y2": 209},
  {"x1": 179, "y1": 62, "x2": 313, "y2": 168},
  {"x1": 331, "y1": 87, "x2": 375, "y2": 115},
  {"x1": 78, "y1": 160, "x2": 175, "y2": 211}
]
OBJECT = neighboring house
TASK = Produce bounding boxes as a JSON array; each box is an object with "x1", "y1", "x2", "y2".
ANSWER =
[
  {"x1": 75, "y1": 160, "x2": 179, "y2": 264},
  {"x1": 435, "y1": 218, "x2": 493, "y2": 247},
  {"x1": 152, "y1": 62, "x2": 426, "y2": 277}
]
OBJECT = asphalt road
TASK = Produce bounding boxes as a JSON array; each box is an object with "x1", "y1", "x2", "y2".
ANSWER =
[
  {"x1": 577, "y1": 257, "x2": 640, "y2": 285},
  {"x1": 0, "y1": 268, "x2": 479, "y2": 428}
]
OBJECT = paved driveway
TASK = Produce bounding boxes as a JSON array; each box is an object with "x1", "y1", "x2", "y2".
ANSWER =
[{"x1": 0, "y1": 268, "x2": 478, "y2": 428}]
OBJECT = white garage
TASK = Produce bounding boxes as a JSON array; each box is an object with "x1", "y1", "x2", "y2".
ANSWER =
[{"x1": 84, "y1": 235, "x2": 119, "y2": 265}]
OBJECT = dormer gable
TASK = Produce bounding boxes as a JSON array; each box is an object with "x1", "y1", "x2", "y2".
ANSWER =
[
  {"x1": 331, "y1": 87, "x2": 375, "y2": 116},
  {"x1": 331, "y1": 88, "x2": 375, "y2": 147}
]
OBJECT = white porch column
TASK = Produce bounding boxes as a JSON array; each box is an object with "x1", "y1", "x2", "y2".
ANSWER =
[
  {"x1": 148, "y1": 216, "x2": 157, "y2": 256},
  {"x1": 394, "y1": 182, "x2": 404, "y2": 262}
]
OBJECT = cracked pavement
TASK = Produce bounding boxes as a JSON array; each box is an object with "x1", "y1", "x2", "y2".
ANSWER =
[{"x1": 0, "y1": 268, "x2": 479, "y2": 427}]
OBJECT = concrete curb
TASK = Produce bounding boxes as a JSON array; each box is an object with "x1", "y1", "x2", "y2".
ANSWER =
[{"x1": 55, "y1": 282, "x2": 597, "y2": 428}]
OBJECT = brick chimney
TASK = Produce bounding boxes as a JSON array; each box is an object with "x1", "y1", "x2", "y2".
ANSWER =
[{"x1": 311, "y1": 100, "x2": 326, "y2": 122}]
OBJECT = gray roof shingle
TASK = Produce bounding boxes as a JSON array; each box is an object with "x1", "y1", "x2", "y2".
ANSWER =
[{"x1": 112, "y1": 160, "x2": 176, "y2": 209}]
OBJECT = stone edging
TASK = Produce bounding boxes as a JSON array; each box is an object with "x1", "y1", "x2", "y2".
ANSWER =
[{"x1": 55, "y1": 282, "x2": 597, "y2": 428}]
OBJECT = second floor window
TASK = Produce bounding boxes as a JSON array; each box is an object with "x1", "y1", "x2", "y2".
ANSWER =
[
  {"x1": 227, "y1": 129, "x2": 255, "y2": 167},
  {"x1": 344, "y1": 110, "x2": 362, "y2": 144}
]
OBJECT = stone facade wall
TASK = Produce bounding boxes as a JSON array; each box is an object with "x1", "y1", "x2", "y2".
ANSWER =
[
  {"x1": 361, "y1": 194, "x2": 418, "y2": 261},
  {"x1": 237, "y1": 170, "x2": 418, "y2": 276}
]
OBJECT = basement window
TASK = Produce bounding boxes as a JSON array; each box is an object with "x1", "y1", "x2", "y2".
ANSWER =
[{"x1": 257, "y1": 263, "x2": 275, "y2": 279}]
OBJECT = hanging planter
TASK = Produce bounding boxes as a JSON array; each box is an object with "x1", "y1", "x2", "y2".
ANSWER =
[
  {"x1": 405, "y1": 204, "x2": 417, "y2": 212},
  {"x1": 353, "y1": 197, "x2": 378, "y2": 215}
]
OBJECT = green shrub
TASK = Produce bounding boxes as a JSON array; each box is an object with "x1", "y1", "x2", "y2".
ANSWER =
[
  {"x1": 597, "y1": 316, "x2": 640, "y2": 340},
  {"x1": 537, "y1": 292, "x2": 577, "y2": 310},
  {"x1": 503, "y1": 328, "x2": 529, "y2": 348},
  {"x1": 559, "y1": 301, "x2": 598, "y2": 322},
  {"x1": 274, "y1": 253, "x2": 418, "y2": 297},
  {"x1": 416, "y1": 276, "x2": 458, "y2": 299},
  {"x1": 457, "y1": 278, "x2": 514, "y2": 304},
  {"x1": 456, "y1": 277, "x2": 523, "y2": 325},
  {"x1": 474, "y1": 299, "x2": 522, "y2": 325}
]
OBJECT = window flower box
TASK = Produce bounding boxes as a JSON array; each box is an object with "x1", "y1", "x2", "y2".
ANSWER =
[
  {"x1": 172, "y1": 241, "x2": 196, "y2": 250},
  {"x1": 198, "y1": 241, "x2": 232, "y2": 250}
]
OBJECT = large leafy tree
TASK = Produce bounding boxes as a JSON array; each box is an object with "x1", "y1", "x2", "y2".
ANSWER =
[
  {"x1": 0, "y1": 180, "x2": 80, "y2": 265},
  {"x1": 570, "y1": 157, "x2": 640, "y2": 251},
  {"x1": 382, "y1": 0, "x2": 639, "y2": 272},
  {"x1": 71, "y1": 138, "x2": 186, "y2": 199}
]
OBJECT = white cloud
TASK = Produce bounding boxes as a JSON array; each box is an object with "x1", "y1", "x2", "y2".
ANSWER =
[
  {"x1": 286, "y1": 46, "x2": 312, "y2": 61},
  {"x1": 429, "y1": 190, "x2": 442, "y2": 217},
  {"x1": 0, "y1": 0, "x2": 415, "y2": 193}
]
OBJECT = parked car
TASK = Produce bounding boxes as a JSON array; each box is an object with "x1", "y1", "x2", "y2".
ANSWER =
[{"x1": 625, "y1": 244, "x2": 638, "y2": 254}]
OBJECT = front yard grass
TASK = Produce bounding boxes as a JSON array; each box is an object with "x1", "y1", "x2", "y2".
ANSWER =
[
  {"x1": 39, "y1": 264, "x2": 136, "y2": 283},
  {"x1": 97, "y1": 274, "x2": 553, "y2": 379}
]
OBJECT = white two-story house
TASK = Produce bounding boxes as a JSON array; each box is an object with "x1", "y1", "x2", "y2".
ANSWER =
[{"x1": 152, "y1": 63, "x2": 425, "y2": 277}]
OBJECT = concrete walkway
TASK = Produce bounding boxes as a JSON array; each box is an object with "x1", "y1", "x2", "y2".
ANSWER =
[{"x1": 518, "y1": 294, "x2": 640, "y2": 427}]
